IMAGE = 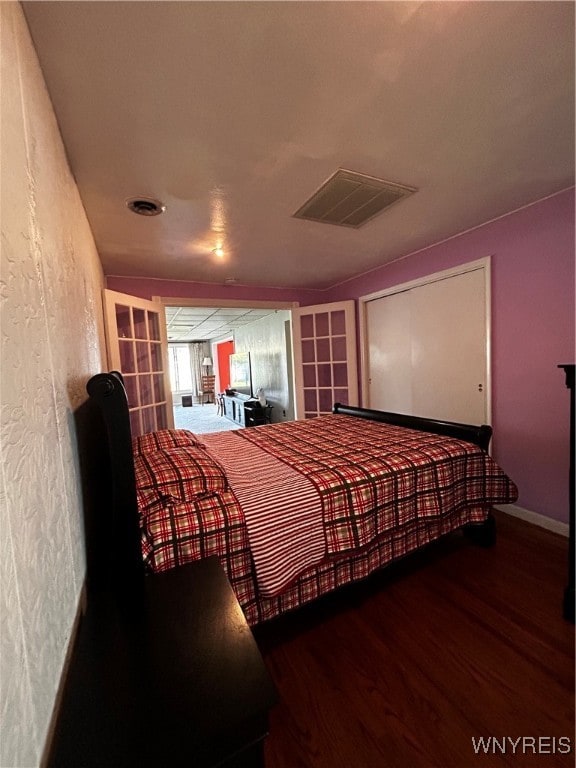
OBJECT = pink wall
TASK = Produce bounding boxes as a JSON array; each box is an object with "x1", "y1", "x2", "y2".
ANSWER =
[
  {"x1": 326, "y1": 188, "x2": 575, "y2": 524},
  {"x1": 107, "y1": 188, "x2": 574, "y2": 523},
  {"x1": 106, "y1": 276, "x2": 323, "y2": 306}
]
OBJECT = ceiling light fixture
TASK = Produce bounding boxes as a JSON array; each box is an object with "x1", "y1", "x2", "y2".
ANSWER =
[
  {"x1": 126, "y1": 197, "x2": 166, "y2": 216},
  {"x1": 212, "y1": 246, "x2": 225, "y2": 258}
]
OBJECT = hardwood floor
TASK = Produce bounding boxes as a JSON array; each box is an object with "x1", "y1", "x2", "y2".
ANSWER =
[{"x1": 254, "y1": 512, "x2": 575, "y2": 768}]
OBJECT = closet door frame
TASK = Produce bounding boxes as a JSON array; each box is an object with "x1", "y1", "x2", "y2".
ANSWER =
[{"x1": 358, "y1": 256, "x2": 492, "y2": 425}]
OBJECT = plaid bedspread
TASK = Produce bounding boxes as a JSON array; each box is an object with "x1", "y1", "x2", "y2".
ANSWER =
[
  {"x1": 136, "y1": 416, "x2": 518, "y2": 625},
  {"x1": 236, "y1": 415, "x2": 518, "y2": 555}
]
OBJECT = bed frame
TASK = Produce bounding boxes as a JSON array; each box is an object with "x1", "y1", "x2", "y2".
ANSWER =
[
  {"x1": 333, "y1": 402, "x2": 493, "y2": 453},
  {"x1": 85, "y1": 371, "x2": 496, "y2": 597}
]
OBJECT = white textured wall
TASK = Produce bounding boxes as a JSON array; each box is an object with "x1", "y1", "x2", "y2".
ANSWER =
[
  {"x1": 234, "y1": 311, "x2": 294, "y2": 422},
  {"x1": 0, "y1": 4, "x2": 106, "y2": 766}
]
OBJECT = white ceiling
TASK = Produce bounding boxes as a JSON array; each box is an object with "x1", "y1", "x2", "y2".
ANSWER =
[
  {"x1": 23, "y1": 1, "x2": 574, "y2": 291},
  {"x1": 165, "y1": 306, "x2": 278, "y2": 342}
]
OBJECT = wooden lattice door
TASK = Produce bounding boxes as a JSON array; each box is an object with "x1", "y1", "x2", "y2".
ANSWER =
[
  {"x1": 103, "y1": 289, "x2": 173, "y2": 436},
  {"x1": 292, "y1": 301, "x2": 358, "y2": 419}
]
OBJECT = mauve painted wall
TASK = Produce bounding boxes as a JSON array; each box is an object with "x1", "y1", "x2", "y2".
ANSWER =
[
  {"x1": 326, "y1": 188, "x2": 575, "y2": 524},
  {"x1": 105, "y1": 276, "x2": 323, "y2": 306},
  {"x1": 107, "y1": 188, "x2": 574, "y2": 523}
]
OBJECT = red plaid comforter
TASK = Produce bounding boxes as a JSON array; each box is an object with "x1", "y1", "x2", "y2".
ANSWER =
[
  {"x1": 236, "y1": 415, "x2": 518, "y2": 554},
  {"x1": 137, "y1": 415, "x2": 518, "y2": 625}
]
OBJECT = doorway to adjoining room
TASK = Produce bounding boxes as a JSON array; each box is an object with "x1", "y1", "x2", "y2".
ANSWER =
[
  {"x1": 165, "y1": 305, "x2": 281, "y2": 434},
  {"x1": 168, "y1": 341, "x2": 236, "y2": 434}
]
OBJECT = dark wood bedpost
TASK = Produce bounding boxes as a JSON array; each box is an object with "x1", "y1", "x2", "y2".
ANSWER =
[
  {"x1": 558, "y1": 364, "x2": 575, "y2": 623},
  {"x1": 462, "y1": 513, "x2": 497, "y2": 547}
]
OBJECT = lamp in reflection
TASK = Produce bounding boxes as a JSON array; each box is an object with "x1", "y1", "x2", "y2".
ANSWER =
[{"x1": 202, "y1": 357, "x2": 213, "y2": 373}]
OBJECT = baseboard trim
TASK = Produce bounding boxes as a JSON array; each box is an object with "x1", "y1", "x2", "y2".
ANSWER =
[
  {"x1": 495, "y1": 504, "x2": 569, "y2": 537},
  {"x1": 40, "y1": 581, "x2": 87, "y2": 768}
]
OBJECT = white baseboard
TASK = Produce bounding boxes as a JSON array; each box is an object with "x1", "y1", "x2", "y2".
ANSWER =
[{"x1": 495, "y1": 504, "x2": 569, "y2": 537}]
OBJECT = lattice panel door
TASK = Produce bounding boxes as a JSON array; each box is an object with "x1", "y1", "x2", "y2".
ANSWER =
[
  {"x1": 292, "y1": 301, "x2": 358, "y2": 419},
  {"x1": 103, "y1": 289, "x2": 173, "y2": 436}
]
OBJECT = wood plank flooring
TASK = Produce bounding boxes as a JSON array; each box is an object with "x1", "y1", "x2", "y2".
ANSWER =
[{"x1": 254, "y1": 512, "x2": 574, "y2": 768}]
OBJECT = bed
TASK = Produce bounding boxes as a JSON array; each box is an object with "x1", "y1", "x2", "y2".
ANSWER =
[{"x1": 87, "y1": 371, "x2": 518, "y2": 626}]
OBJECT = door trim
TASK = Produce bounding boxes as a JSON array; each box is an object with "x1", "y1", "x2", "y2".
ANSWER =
[
  {"x1": 359, "y1": 257, "x2": 492, "y2": 425},
  {"x1": 152, "y1": 296, "x2": 297, "y2": 311}
]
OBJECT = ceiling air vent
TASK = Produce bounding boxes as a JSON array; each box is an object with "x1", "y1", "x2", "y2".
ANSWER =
[{"x1": 293, "y1": 169, "x2": 416, "y2": 229}]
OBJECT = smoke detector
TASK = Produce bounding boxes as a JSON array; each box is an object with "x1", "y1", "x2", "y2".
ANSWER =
[
  {"x1": 126, "y1": 197, "x2": 166, "y2": 216},
  {"x1": 293, "y1": 169, "x2": 416, "y2": 228}
]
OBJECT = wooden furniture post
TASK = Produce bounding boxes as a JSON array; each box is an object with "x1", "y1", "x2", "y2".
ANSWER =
[{"x1": 558, "y1": 364, "x2": 575, "y2": 623}]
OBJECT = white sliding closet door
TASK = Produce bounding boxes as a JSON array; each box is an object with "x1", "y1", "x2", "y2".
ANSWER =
[
  {"x1": 410, "y1": 270, "x2": 487, "y2": 423},
  {"x1": 367, "y1": 290, "x2": 412, "y2": 414},
  {"x1": 366, "y1": 265, "x2": 488, "y2": 425}
]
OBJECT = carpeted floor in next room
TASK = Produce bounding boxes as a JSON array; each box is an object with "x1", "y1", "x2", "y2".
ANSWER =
[{"x1": 173, "y1": 403, "x2": 240, "y2": 434}]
